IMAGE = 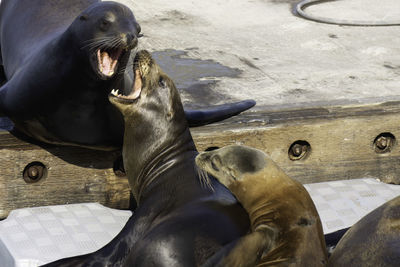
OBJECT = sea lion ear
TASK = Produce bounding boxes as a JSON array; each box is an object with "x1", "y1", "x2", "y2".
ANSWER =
[{"x1": 79, "y1": 14, "x2": 89, "y2": 21}]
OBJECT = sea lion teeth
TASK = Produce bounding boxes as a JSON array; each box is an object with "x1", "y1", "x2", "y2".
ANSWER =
[{"x1": 111, "y1": 89, "x2": 119, "y2": 96}]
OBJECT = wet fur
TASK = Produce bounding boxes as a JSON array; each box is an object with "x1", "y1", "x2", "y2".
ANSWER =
[
  {"x1": 196, "y1": 145, "x2": 328, "y2": 267},
  {"x1": 43, "y1": 52, "x2": 249, "y2": 266}
]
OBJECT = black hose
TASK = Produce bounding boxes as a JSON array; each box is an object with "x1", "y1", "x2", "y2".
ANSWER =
[{"x1": 295, "y1": 0, "x2": 400, "y2": 26}]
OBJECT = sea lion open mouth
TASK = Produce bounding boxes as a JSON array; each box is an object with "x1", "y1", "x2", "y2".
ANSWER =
[
  {"x1": 110, "y1": 68, "x2": 142, "y2": 103},
  {"x1": 109, "y1": 51, "x2": 151, "y2": 103},
  {"x1": 97, "y1": 47, "x2": 123, "y2": 77}
]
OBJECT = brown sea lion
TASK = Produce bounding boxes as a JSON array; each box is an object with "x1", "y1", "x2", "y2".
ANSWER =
[
  {"x1": 196, "y1": 145, "x2": 328, "y2": 266},
  {"x1": 41, "y1": 51, "x2": 249, "y2": 266},
  {"x1": 328, "y1": 195, "x2": 400, "y2": 267}
]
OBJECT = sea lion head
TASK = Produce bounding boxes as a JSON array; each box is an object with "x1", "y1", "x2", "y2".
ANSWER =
[
  {"x1": 108, "y1": 50, "x2": 184, "y2": 124},
  {"x1": 70, "y1": 2, "x2": 141, "y2": 80},
  {"x1": 195, "y1": 145, "x2": 267, "y2": 188},
  {"x1": 108, "y1": 50, "x2": 187, "y2": 200}
]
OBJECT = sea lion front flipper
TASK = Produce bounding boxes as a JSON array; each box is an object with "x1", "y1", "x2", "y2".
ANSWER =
[
  {"x1": 202, "y1": 230, "x2": 274, "y2": 267},
  {"x1": 185, "y1": 99, "x2": 256, "y2": 127}
]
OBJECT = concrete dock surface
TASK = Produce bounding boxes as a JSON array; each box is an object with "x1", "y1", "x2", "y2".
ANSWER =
[{"x1": 117, "y1": 0, "x2": 400, "y2": 111}]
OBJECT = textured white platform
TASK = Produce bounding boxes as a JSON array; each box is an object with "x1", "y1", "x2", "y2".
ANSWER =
[
  {"x1": 0, "y1": 179, "x2": 399, "y2": 266},
  {"x1": 0, "y1": 203, "x2": 132, "y2": 267},
  {"x1": 305, "y1": 178, "x2": 400, "y2": 234}
]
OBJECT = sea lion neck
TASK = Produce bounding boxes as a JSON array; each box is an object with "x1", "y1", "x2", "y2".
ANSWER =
[{"x1": 123, "y1": 119, "x2": 197, "y2": 203}]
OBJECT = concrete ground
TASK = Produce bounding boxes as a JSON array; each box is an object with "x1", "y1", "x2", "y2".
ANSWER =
[{"x1": 116, "y1": 0, "x2": 400, "y2": 111}]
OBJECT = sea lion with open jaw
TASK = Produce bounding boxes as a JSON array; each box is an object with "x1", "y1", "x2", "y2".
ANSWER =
[
  {"x1": 196, "y1": 145, "x2": 327, "y2": 267},
  {"x1": 42, "y1": 50, "x2": 249, "y2": 266},
  {"x1": 0, "y1": 0, "x2": 255, "y2": 150}
]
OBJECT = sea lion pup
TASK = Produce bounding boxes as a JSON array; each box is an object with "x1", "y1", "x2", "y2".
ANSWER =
[
  {"x1": 0, "y1": 0, "x2": 255, "y2": 150},
  {"x1": 196, "y1": 145, "x2": 327, "y2": 267},
  {"x1": 328, "y1": 195, "x2": 400, "y2": 267},
  {"x1": 41, "y1": 50, "x2": 249, "y2": 266}
]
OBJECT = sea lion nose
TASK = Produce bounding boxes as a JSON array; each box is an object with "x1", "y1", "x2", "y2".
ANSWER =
[{"x1": 125, "y1": 33, "x2": 138, "y2": 48}]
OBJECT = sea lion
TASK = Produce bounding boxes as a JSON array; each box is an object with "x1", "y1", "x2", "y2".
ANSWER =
[
  {"x1": 328, "y1": 195, "x2": 400, "y2": 267},
  {"x1": 196, "y1": 145, "x2": 328, "y2": 267},
  {"x1": 0, "y1": 0, "x2": 255, "y2": 150},
  {"x1": 41, "y1": 50, "x2": 249, "y2": 266}
]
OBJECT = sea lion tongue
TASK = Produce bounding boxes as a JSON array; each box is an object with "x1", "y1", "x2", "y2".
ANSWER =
[{"x1": 97, "y1": 48, "x2": 122, "y2": 76}]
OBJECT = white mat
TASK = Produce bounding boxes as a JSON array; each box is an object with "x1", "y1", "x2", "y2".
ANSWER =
[
  {"x1": 0, "y1": 178, "x2": 399, "y2": 266},
  {"x1": 0, "y1": 203, "x2": 131, "y2": 267},
  {"x1": 305, "y1": 178, "x2": 400, "y2": 234}
]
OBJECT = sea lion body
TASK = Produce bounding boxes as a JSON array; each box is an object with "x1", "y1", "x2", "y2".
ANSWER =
[
  {"x1": 0, "y1": 0, "x2": 140, "y2": 149},
  {"x1": 328, "y1": 195, "x2": 400, "y2": 267},
  {"x1": 42, "y1": 50, "x2": 249, "y2": 266},
  {"x1": 0, "y1": 0, "x2": 255, "y2": 150},
  {"x1": 196, "y1": 145, "x2": 327, "y2": 267}
]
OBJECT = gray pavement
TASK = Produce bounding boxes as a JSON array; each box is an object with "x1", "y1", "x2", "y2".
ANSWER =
[{"x1": 118, "y1": 0, "x2": 400, "y2": 111}]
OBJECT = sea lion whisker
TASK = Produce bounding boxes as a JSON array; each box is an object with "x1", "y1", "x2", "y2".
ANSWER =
[
  {"x1": 196, "y1": 164, "x2": 214, "y2": 191},
  {"x1": 109, "y1": 37, "x2": 122, "y2": 49},
  {"x1": 256, "y1": 257, "x2": 290, "y2": 267},
  {"x1": 83, "y1": 36, "x2": 116, "y2": 42},
  {"x1": 81, "y1": 36, "x2": 123, "y2": 51},
  {"x1": 82, "y1": 36, "x2": 115, "y2": 46},
  {"x1": 82, "y1": 40, "x2": 111, "y2": 51}
]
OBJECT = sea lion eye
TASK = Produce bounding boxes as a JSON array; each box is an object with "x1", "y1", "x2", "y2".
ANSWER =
[{"x1": 100, "y1": 19, "x2": 111, "y2": 30}]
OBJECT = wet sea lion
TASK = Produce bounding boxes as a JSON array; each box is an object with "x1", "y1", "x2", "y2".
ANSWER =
[
  {"x1": 328, "y1": 195, "x2": 400, "y2": 267},
  {"x1": 42, "y1": 50, "x2": 249, "y2": 266},
  {"x1": 196, "y1": 145, "x2": 328, "y2": 267},
  {"x1": 0, "y1": 0, "x2": 255, "y2": 150}
]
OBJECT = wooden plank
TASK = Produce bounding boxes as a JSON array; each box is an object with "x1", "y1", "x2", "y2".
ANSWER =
[
  {"x1": 0, "y1": 121, "x2": 130, "y2": 219},
  {"x1": 2, "y1": 101, "x2": 400, "y2": 218},
  {"x1": 192, "y1": 101, "x2": 400, "y2": 185}
]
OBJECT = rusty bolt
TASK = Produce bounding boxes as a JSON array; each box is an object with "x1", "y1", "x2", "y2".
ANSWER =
[
  {"x1": 291, "y1": 144, "x2": 303, "y2": 157},
  {"x1": 23, "y1": 162, "x2": 46, "y2": 183},
  {"x1": 27, "y1": 166, "x2": 40, "y2": 179},
  {"x1": 374, "y1": 133, "x2": 395, "y2": 154},
  {"x1": 289, "y1": 141, "x2": 311, "y2": 161},
  {"x1": 376, "y1": 136, "x2": 388, "y2": 150}
]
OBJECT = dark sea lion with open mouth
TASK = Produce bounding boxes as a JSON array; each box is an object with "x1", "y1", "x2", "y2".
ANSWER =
[
  {"x1": 41, "y1": 50, "x2": 249, "y2": 266},
  {"x1": 0, "y1": 0, "x2": 255, "y2": 150},
  {"x1": 196, "y1": 145, "x2": 328, "y2": 267}
]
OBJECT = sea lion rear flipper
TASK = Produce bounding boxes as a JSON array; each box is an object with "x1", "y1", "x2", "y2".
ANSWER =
[{"x1": 185, "y1": 99, "x2": 256, "y2": 127}]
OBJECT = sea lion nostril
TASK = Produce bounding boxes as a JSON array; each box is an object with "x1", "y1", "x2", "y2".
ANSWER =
[
  {"x1": 125, "y1": 33, "x2": 138, "y2": 48},
  {"x1": 126, "y1": 33, "x2": 133, "y2": 43}
]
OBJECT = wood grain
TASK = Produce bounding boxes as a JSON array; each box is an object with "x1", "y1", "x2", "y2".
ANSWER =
[
  {"x1": 0, "y1": 122, "x2": 130, "y2": 219},
  {"x1": 2, "y1": 101, "x2": 400, "y2": 218},
  {"x1": 192, "y1": 102, "x2": 400, "y2": 185}
]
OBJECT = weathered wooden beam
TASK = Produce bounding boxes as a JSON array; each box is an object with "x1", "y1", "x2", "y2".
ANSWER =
[
  {"x1": 0, "y1": 120, "x2": 130, "y2": 219},
  {"x1": 192, "y1": 101, "x2": 400, "y2": 185},
  {"x1": 1, "y1": 101, "x2": 400, "y2": 218}
]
